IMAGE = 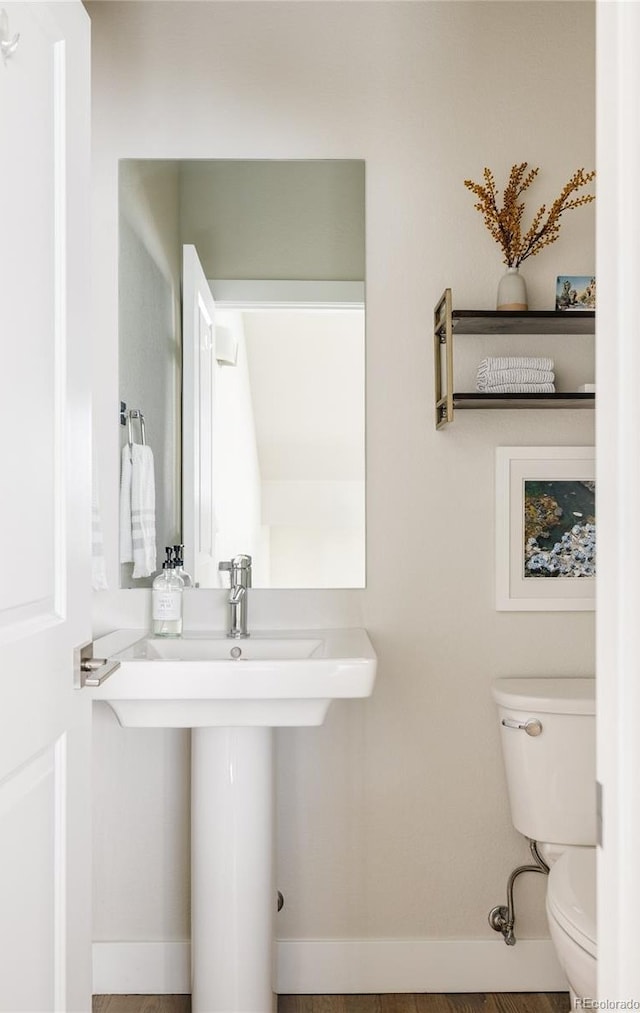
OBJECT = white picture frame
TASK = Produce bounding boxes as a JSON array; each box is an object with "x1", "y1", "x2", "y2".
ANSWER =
[{"x1": 495, "y1": 446, "x2": 595, "y2": 611}]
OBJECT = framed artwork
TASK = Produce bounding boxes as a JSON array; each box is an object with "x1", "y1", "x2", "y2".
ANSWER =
[
  {"x1": 496, "y1": 447, "x2": 595, "y2": 611},
  {"x1": 555, "y1": 275, "x2": 596, "y2": 311}
]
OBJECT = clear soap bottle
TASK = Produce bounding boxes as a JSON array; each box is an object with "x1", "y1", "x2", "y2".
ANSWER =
[
  {"x1": 172, "y1": 545, "x2": 193, "y2": 588},
  {"x1": 152, "y1": 547, "x2": 184, "y2": 638}
]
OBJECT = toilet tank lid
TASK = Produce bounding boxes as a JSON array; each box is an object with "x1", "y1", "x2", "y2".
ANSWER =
[{"x1": 492, "y1": 677, "x2": 595, "y2": 715}]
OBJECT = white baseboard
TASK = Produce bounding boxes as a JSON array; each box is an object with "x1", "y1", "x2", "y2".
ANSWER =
[
  {"x1": 93, "y1": 941, "x2": 190, "y2": 995},
  {"x1": 276, "y1": 939, "x2": 568, "y2": 994},
  {"x1": 93, "y1": 938, "x2": 568, "y2": 995}
]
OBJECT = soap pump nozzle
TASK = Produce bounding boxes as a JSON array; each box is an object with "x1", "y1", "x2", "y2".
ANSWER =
[{"x1": 172, "y1": 544, "x2": 193, "y2": 587}]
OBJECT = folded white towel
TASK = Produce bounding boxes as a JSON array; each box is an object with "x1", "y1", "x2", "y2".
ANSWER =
[
  {"x1": 119, "y1": 446, "x2": 133, "y2": 564},
  {"x1": 92, "y1": 484, "x2": 108, "y2": 591},
  {"x1": 477, "y1": 368, "x2": 555, "y2": 391},
  {"x1": 119, "y1": 443, "x2": 157, "y2": 579},
  {"x1": 477, "y1": 356, "x2": 554, "y2": 375},
  {"x1": 481, "y1": 382, "x2": 556, "y2": 394}
]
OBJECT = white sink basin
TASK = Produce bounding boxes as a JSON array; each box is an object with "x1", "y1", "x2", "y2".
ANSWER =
[
  {"x1": 140, "y1": 634, "x2": 324, "y2": 661},
  {"x1": 90, "y1": 628, "x2": 376, "y2": 727}
]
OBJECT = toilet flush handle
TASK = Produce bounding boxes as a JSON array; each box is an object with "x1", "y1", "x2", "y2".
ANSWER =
[{"x1": 501, "y1": 717, "x2": 543, "y2": 737}]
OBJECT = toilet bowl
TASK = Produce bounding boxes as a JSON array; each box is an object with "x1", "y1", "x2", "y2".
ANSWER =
[
  {"x1": 492, "y1": 677, "x2": 596, "y2": 1001},
  {"x1": 546, "y1": 848, "x2": 596, "y2": 1002}
]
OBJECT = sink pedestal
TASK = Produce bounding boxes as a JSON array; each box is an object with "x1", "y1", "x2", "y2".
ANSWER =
[
  {"x1": 191, "y1": 727, "x2": 275, "y2": 1013},
  {"x1": 91, "y1": 627, "x2": 377, "y2": 1012}
]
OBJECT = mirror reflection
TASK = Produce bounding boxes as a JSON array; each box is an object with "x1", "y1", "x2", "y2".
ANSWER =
[{"x1": 119, "y1": 159, "x2": 366, "y2": 589}]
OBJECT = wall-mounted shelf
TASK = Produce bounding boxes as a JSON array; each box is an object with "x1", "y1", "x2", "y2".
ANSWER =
[
  {"x1": 451, "y1": 392, "x2": 595, "y2": 410},
  {"x1": 434, "y1": 289, "x2": 595, "y2": 429}
]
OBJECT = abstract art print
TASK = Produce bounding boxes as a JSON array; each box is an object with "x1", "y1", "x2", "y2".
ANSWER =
[
  {"x1": 496, "y1": 447, "x2": 595, "y2": 611},
  {"x1": 523, "y1": 479, "x2": 595, "y2": 578}
]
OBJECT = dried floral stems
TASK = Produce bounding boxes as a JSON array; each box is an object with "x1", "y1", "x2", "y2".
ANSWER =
[{"x1": 464, "y1": 163, "x2": 595, "y2": 268}]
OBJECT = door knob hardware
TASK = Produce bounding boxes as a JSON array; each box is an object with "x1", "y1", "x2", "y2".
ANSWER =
[{"x1": 74, "y1": 642, "x2": 120, "y2": 688}]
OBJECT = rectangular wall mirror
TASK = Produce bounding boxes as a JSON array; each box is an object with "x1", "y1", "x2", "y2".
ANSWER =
[{"x1": 119, "y1": 159, "x2": 366, "y2": 590}]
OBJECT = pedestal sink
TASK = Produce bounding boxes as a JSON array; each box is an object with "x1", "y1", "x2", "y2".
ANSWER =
[{"x1": 90, "y1": 628, "x2": 377, "y2": 1013}]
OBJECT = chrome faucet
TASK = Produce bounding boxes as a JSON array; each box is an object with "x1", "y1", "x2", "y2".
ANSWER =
[{"x1": 218, "y1": 554, "x2": 252, "y2": 638}]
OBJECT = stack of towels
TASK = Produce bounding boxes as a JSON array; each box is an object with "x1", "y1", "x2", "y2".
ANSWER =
[{"x1": 476, "y1": 356, "x2": 555, "y2": 393}]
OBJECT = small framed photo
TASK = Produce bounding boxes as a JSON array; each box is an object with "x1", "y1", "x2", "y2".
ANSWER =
[
  {"x1": 496, "y1": 447, "x2": 595, "y2": 611},
  {"x1": 556, "y1": 275, "x2": 596, "y2": 311}
]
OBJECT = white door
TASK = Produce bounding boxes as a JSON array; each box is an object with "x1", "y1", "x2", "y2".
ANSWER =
[
  {"x1": 596, "y1": 2, "x2": 640, "y2": 999},
  {"x1": 0, "y1": 4, "x2": 92, "y2": 1011},
  {"x1": 182, "y1": 244, "x2": 219, "y2": 587}
]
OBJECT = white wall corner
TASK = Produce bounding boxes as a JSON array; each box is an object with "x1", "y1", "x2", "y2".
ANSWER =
[{"x1": 93, "y1": 938, "x2": 567, "y2": 996}]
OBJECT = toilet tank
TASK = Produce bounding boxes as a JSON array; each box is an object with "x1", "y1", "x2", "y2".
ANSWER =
[{"x1": 492, "y1": 677, "x2": 596, "y2": 846}]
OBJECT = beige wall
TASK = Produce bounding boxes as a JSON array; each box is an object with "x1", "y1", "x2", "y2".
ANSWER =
[
  {"x1": 90, "y1": 0, "x2": 595, "y2": 965},
  {"x1": 179, "y1": 159, "x2": 365, "y2": 280}
]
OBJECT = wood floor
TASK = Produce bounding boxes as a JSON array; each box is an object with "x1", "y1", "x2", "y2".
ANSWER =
[{"x1": 92, "y1": 993, "x2": 571, "y2": 1013}]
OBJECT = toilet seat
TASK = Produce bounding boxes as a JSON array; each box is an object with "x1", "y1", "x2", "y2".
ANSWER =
[{"x1": 546, "y1": 848, "x2": 597, "y2": 958}]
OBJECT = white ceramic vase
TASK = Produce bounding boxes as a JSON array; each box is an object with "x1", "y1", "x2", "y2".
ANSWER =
[{"x1": 497, "y1": 266, "x2": 528, "y2": 311}]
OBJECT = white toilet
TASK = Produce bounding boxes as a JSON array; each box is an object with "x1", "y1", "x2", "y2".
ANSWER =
[{"x1": 492, "y1": 677, "x2": 597, "y2": 1002}]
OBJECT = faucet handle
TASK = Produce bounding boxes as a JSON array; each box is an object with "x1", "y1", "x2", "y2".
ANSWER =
[
  {"x1": 218, "y1": 556, "x2": 252, "y2": 587},
  {"x1": 219, "y1": 556, "x2": 251, "y2": 570},
  {"x1": 232, "y1": 554, "x2": 252, "y2": 589},
  {"x1": 232, "y1": 554, "x2": 252, "y2": 569},
  {"x1": 218, "y1": 560, "x2": 233, "y2": 588}
]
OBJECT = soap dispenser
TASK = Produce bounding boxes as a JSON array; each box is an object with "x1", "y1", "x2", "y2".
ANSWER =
[
  {"x1": 172, "y1": 544, "x2": 193, "y2": 588},
  {"x1": 152, "y1": 547, "x2": 184, "y2": 637}
]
